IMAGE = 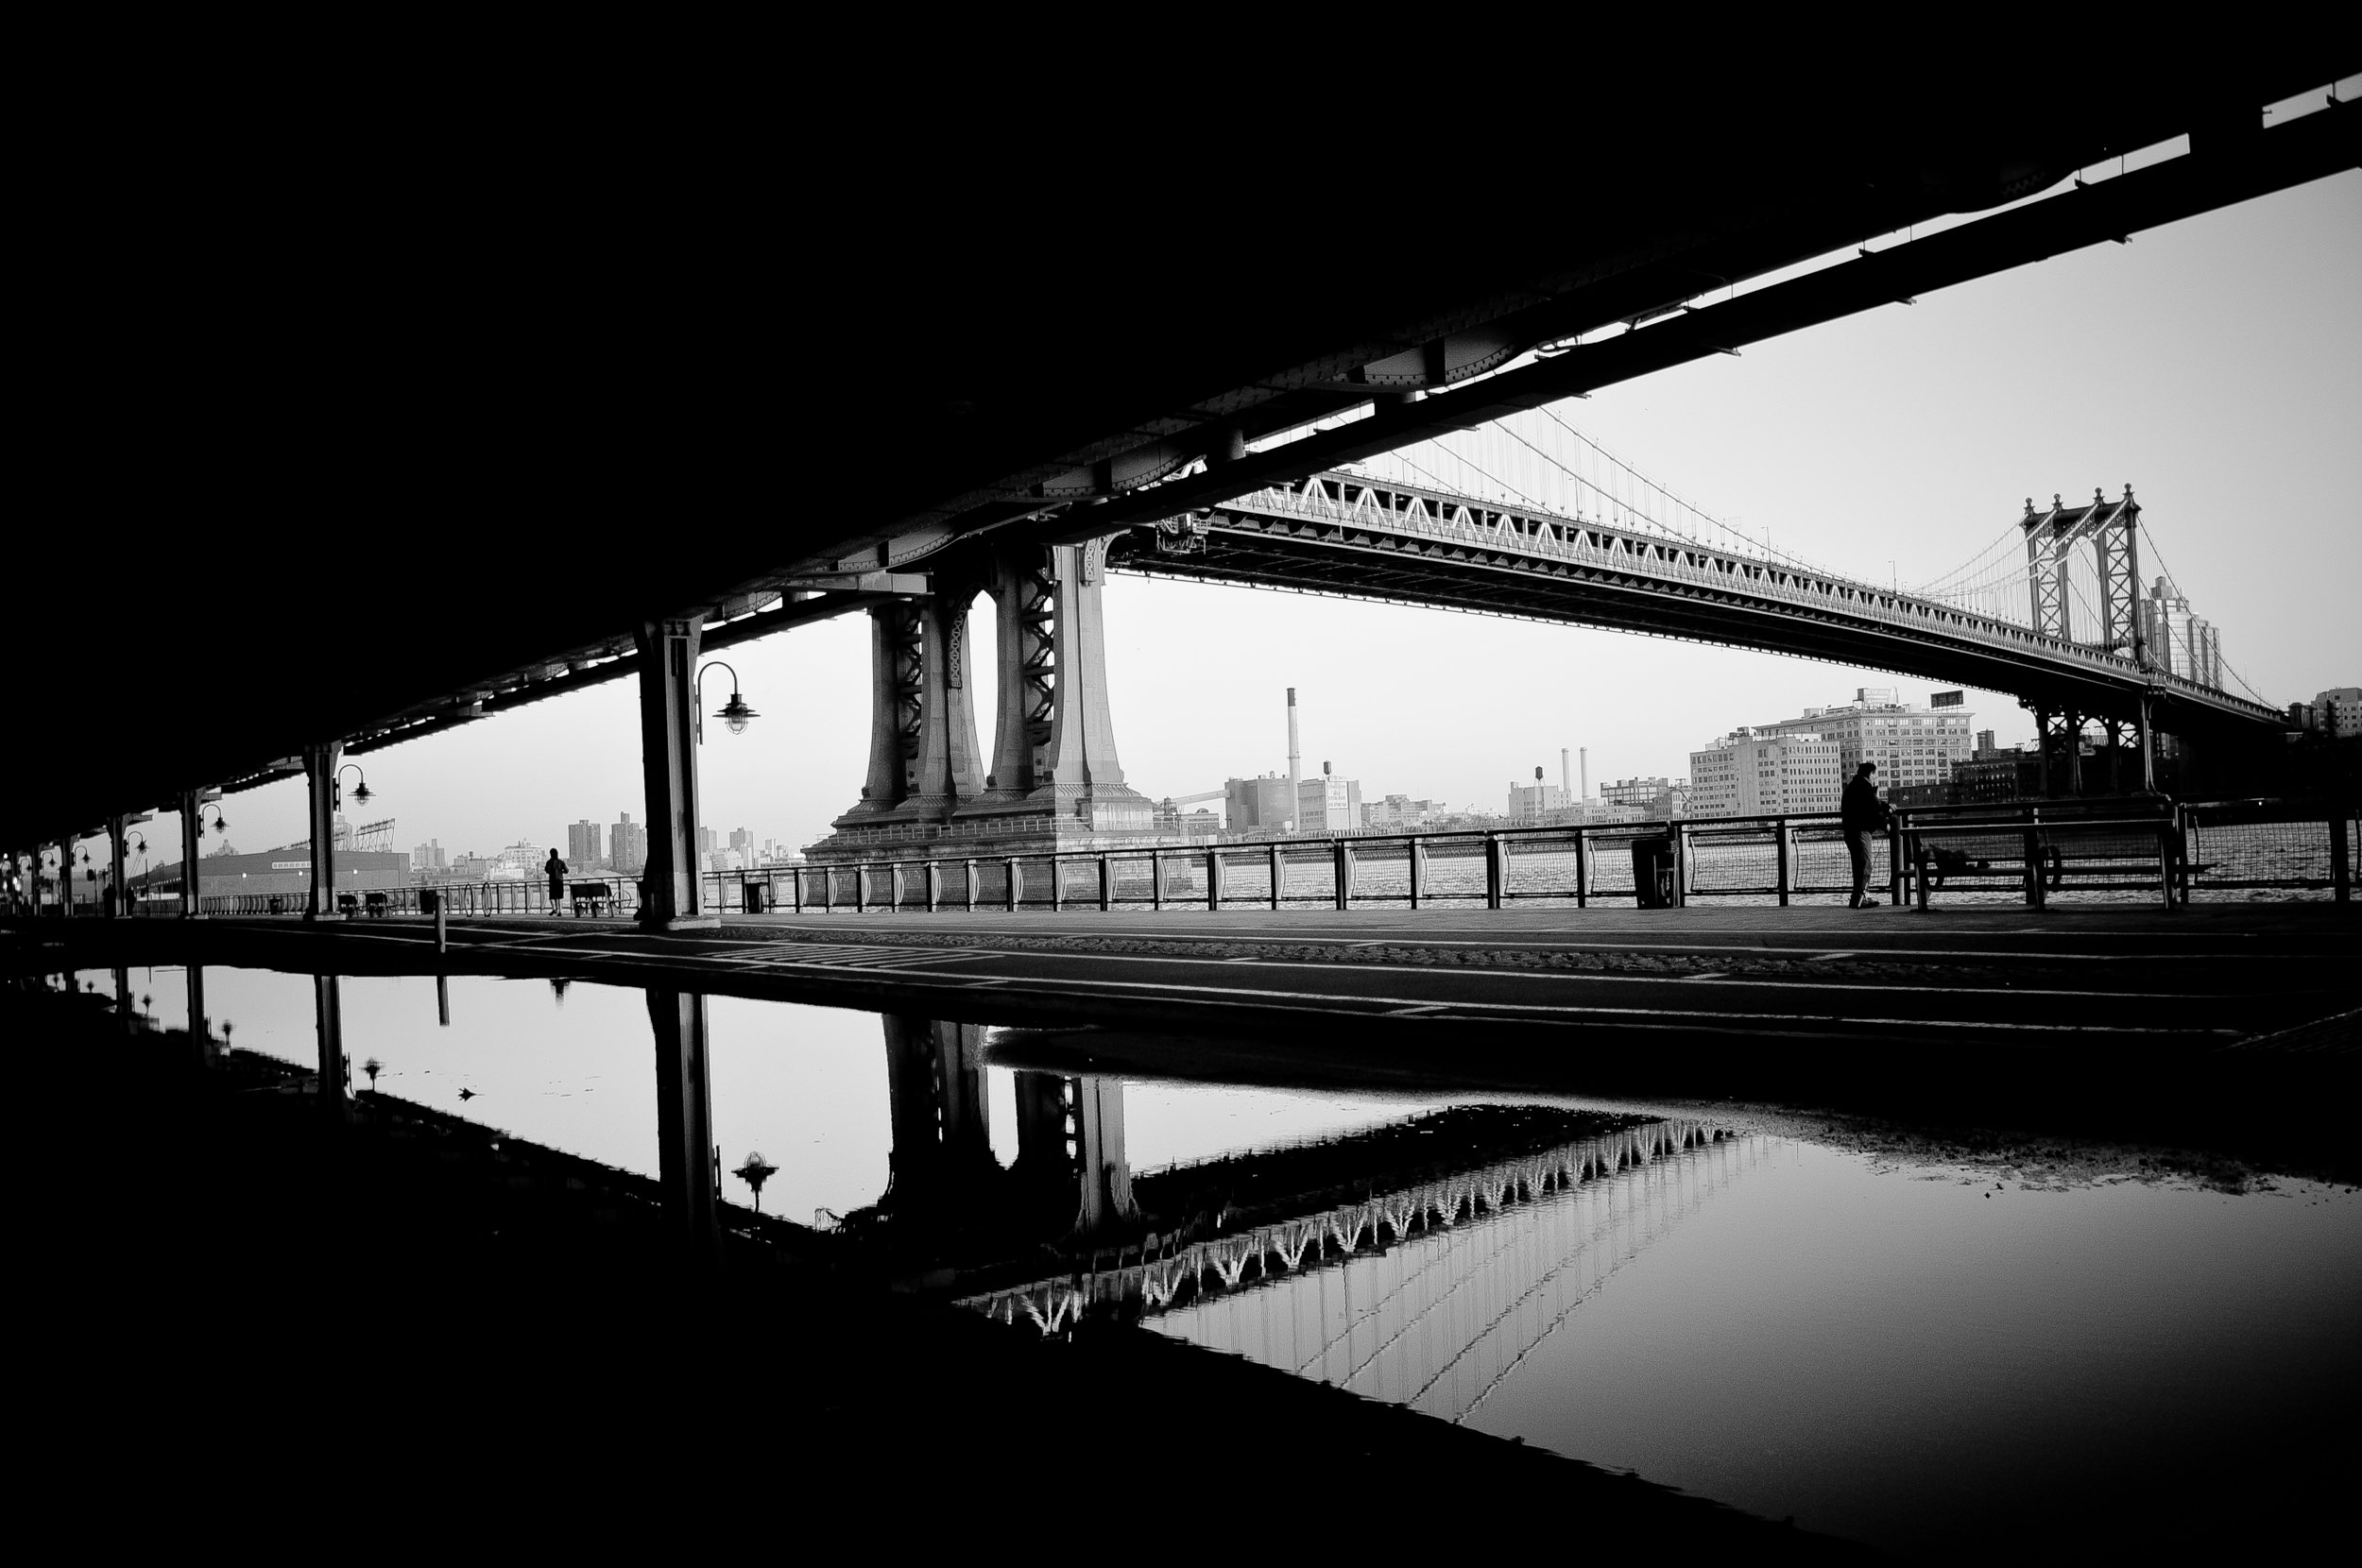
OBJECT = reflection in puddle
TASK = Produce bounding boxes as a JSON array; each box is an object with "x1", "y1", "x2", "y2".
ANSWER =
[{"x1": 43, "y1": 962, "x2": 2362, "y2": 1555}]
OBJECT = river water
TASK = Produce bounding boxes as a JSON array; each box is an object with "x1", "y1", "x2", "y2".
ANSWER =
[{"x1": 60, "y1": 962, "x2": 2362, "y2": 1555}]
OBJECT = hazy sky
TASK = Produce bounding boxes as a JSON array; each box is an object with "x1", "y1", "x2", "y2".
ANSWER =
[{"x1": 157, "y1": 166, "x2": 2357, "y2": 868}]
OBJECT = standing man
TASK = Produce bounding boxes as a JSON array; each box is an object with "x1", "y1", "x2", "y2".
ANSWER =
[
  {"x1": 545, "y1": 847, "x2": 568, "y2": 914},
  {"x1": 1841, "y1": 760, "x2": 1891, "y2": 910}
]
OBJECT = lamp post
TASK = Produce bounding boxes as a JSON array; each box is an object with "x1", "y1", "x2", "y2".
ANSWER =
[{"x1": 694, "y1": 661, "x2": 759, "y2": 745}]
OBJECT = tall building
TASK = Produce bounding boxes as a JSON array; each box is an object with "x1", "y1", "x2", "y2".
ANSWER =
[
  {"x1": 728, "y1": 827, "x2": 754, "y2": 857},
  {"x1": 1225, "y1": 775, "x2": 1296, "y2": 833},
  {"x1": 566, "y1": 819, "x2": 603, "y2": 867},
  {"x1": 1688, "y1": 730, "x2": 1843, "y2": 819},
  {"x1": 1744, "y1": 689, "x2": 1976, "y2": 795},
  {"x1": 1600, "y1": 776, "x2": 1687, "y2": 818},
  {"x1": 1506, "y1": 780, "x2": 1570, "y2": 825},
  {"x1": 410, "y1": 840, "x2": 447, "y2": 872},
  {"x1": 2317, "y1": 688, "x2": 2362, "y2": 739},
  {"x1": 696, "y1": 826, "x2": 718, "y2": 857},
  {"x1": 1297, "y1": 773, "x2": 1362, "y2": 833},
  {"x1": 2141, "y1": 578, "x2": 2219, "y2": 688},
  {"x1": 609, "y1": 813, "x2": 647, "y2": 875}
]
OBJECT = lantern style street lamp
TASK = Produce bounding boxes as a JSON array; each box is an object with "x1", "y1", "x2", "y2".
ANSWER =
[{"x1": 695, "y1": 661, "x2": 759, "y2": 743}]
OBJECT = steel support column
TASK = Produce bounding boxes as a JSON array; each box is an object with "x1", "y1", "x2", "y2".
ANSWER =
[
  {"x1": 635, "y1": 619, "x2": 714, "y2": 929},
  {"x1": 57, "y1": 841, "x2": 73, "y2": 917},
  {"x1": 107, "y1": 814, "x2": 128, "y2": 919},
  {"x1": 647, "y1": 988, "x2": 721, "y2": 1264},
  {"x1": 314, "y1": 973, "x2": 346, "y2": 1119},
  {"x1": 178, "y1": 791, "x2": 206, "y2": 918},
  {"x1": 187, "y1": 964, "x2": 212, "y2": 1067},
  {"x1": 302, "y1": 742, "x2": 343, "y2": 919}
]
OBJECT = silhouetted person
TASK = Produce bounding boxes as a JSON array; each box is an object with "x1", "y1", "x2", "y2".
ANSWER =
[
  {"x1": 545, "y1": 849, "x2": 567, "y2": 912},
  {"x1": 1841, "y1": 761, "x2": 1891, "y2": 909}
]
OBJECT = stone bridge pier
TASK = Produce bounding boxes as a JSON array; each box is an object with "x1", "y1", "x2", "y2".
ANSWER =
[
  {"x1": 1013, "y1": 1071, "x2": 1140, "y2": 1241},
  {"x1": 807, "y1": 535, "x2": 1152, "y2": 863},
  {"x1": 881, "y1": 1015, "x2": 1000, "y2": 1216}
]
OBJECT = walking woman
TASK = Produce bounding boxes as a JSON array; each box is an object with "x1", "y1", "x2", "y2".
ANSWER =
[{"x1": 545, "y1": 847, "x2": 568, "y2": 913}]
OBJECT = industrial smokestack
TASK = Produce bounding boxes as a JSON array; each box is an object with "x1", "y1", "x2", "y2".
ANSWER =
[
  {"x1": 1561, "y1": 748, "x2": 1569, "y2": 797},
  {"x1": 1580, "y1": 747, "x2": 1588, "y2": 801},
  {"x1": 1286, "y1": 688, "x2": 1301, "y2": 830}
]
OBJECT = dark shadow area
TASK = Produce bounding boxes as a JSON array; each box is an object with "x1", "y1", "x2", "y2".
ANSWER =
[{"x1": 10, "y1": 980, "x2": 1874, "y2": 1550}]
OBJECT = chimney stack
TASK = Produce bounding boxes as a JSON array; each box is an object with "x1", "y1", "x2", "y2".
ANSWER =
[
  {"x1": 1286, "y1": 688, "x2": 1301, "y2": 830},
  {"x1": 1579, "y1": 747, "x2": 1588, "y2": 801},
  {"x1": 1561, "y1": 748, "x2": 1570, "y2": 798}
]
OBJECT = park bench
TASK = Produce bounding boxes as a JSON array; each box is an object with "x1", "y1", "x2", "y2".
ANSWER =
[
  {"x1": 335, "y1": 894, "x2": 360, "y2": 918},
  {"x1": 570, "y1": 879, "x2": 617, "y2": 917},
  {"x1": 364, "y1": 891, "x2": 390, "y2": 918}
]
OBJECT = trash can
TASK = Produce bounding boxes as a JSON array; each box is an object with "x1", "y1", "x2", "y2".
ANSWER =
[
  {"x1": 1630, "y1": 836, "x2": 1675, "y2": 909},
  {"x1": 743, "y1": 881, "x2": 769, "y2": 914}
]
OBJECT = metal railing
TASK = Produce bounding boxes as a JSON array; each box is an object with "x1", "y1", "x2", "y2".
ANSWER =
[{"x1": 143, "y1": 798, "x2": 2345, "y2": 923}]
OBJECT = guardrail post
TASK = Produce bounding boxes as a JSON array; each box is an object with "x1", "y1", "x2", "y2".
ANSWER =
[
  {"x1": 1207, "y1": 848, "x2": 1222, "y2": 910},
  {"x1": 2021, "y1": 825, "x2": 2043, "y2": 909},
  {"x1": 1005, "y1": 858, "x2": 1019, "y2": 912},
  {"x1": 1334, "y1": 841, "x2": 1353, "y2": 910},
  {"x1": 1484, "y1": 834, "x2": 1503, "y2": 911},
  {"x1": 1573, "y1": 828, "x2": 1587, "y2": 910},
  {"x1": 2155, "y1": 822, "x2": 2176, "y2": 909},
  {"x1": 1052, "y1": 857, "x2": 1065, "y2": 913},
  {"x1": 1671, "y1": 827, "x2": 1687, "y2": 909},
  {"x1": 1098, "y1": 853, "x2": 1112, "y2": 912},
  {"x1": 1914, "y1": 831, "x2": 1931, "y2": 912},
  {"x1": 435, "y1": 895, "x2": 447, "y2": 955},
  {"x1": 1888, "y1": 827, "x2": 1904, "y2": 907},
  {"x1": 1774, "y1": 819, "x2": 1790, "y2": 908},
  {"x1": 964, "y1": 859, "x2": 977, "y2": 913},
  {"x1": 2332, "y1": 812, "x2": 2352, "y2": 907},
  {"x1": 1150, "y1": 852, "x2": 1162, "y2": 911},
  {"x1": 790, "y1": 867, "x2": 804, "y2": 913},
  {"x1": 855, "y1": 865, "x2": 868, "y2": 913},
  {"x1": 1409, "y1": 837, "x2": 1425, "y2": 910},
  {"x1": 1268, "y1": 843, "x2": 1282, "y2": 911},
  {"x1": 926, "y1": 861, "x2": 940, "y2": 912}
]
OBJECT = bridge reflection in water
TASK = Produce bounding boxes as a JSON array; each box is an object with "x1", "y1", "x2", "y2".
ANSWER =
[{"x1": 967, "y1": 1115, "x2": 1751, "y2": 1421}]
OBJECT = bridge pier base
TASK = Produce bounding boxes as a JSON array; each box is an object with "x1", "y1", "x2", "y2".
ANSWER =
[
  {"x1": 178, "y1": 791, "x2": 208, "y2": 917},
  {"x1": 808, "y1": 537, "x2": 1151, "y2": 867},
  {"x1": 881, "y1": 1015, "x2": 999, "y2": 1218},
  {"x1": 1014, "y1": 1071, "x2": 1138, "y2": 1241}
]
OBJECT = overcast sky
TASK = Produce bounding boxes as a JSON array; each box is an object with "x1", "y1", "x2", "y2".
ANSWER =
[{"x1": 161, "y1": 165, "x2": 2357, "y2": 868}]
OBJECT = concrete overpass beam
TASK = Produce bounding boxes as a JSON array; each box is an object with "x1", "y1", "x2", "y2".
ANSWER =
[{"x1": 633, "y1": 618, "x2": 714, "y2": 930}]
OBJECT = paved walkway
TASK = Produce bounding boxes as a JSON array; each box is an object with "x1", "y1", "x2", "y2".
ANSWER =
[{"x1": 18, "y1": 902, "x2": 2354, "y2": 1059}]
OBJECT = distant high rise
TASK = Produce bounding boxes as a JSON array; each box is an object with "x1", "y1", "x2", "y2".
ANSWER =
[
  {"x1": 410, "y1": 839, "x2": 447, "y2": 872},
  {"x1": 728, "y1": 827, "x2": 753, "y2": 857},
  {"x1": 696, "y1": 826, "x2": 718, "y2": 857},
  {"x1": 1296, "y1": 772, "x2": 1361, "y2": 833},
  {"x1": 609, "y1": 813, "x2": 646, "y2": 875},
  {"x1": 567, "y1": 819, "x2": 603, "y2": 867}
]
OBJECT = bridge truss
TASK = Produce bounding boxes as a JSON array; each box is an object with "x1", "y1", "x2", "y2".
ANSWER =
[{"x1": 1122, "y1": 472, "x2": 2280, "y2": 735}]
